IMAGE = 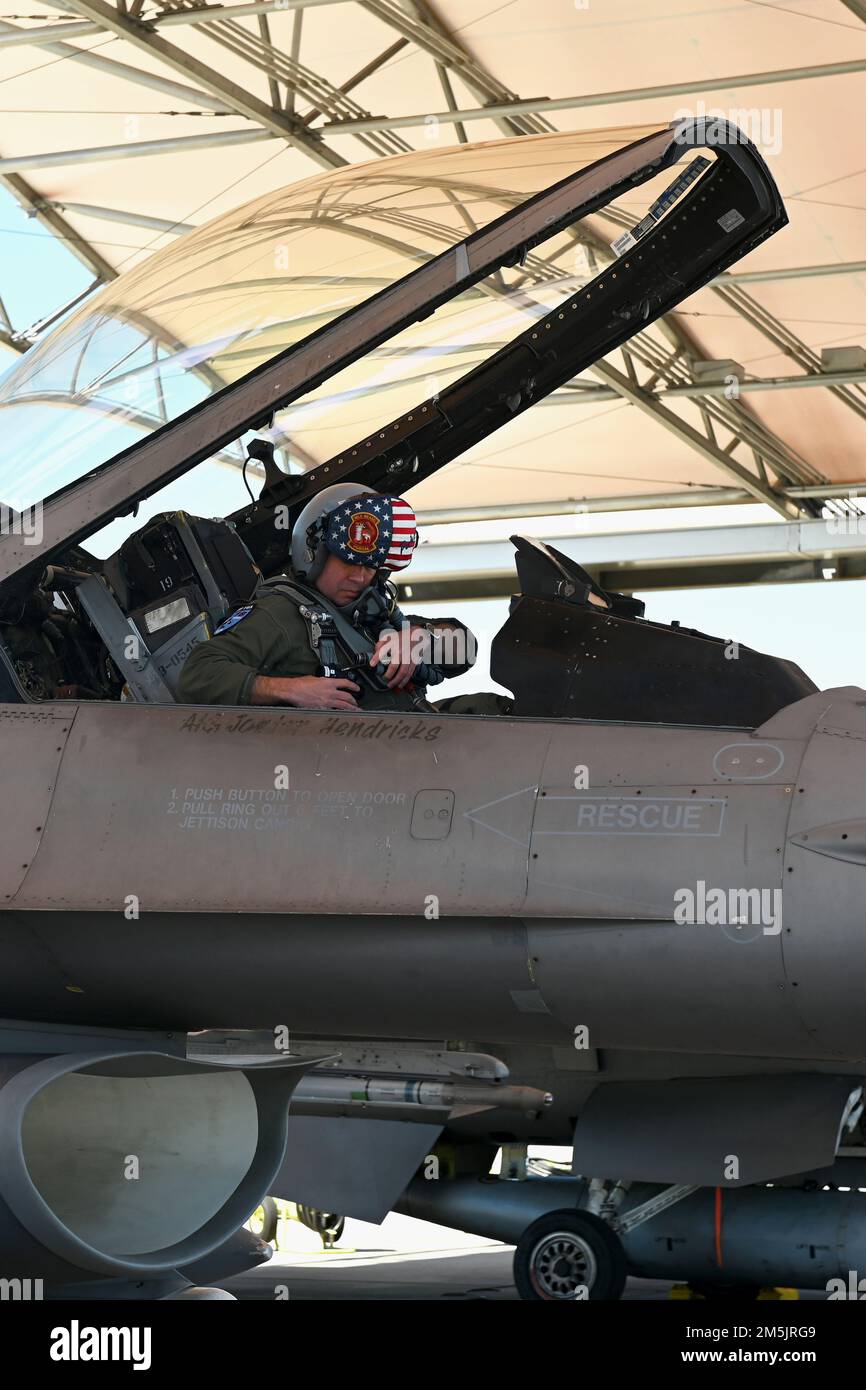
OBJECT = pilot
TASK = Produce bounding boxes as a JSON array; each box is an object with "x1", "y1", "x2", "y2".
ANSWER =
[{"x1": 177, "y1": 483, "x2": 475, "y2": 712}]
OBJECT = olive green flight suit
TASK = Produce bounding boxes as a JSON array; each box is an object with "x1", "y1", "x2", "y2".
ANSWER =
[{"x1": 178, "y1": 588, "x2": 427, "y2": 712}]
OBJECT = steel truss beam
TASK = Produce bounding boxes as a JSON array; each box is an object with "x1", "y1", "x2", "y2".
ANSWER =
[
  {"x1": 195, "y1": 9, "x2": 412, "y2": 158},
  {"x1": 615, "y1": 184, "x2": 866, "y2": 433},
  {"x1": 45, "y1": 0, "x2": 347, "y2": 168},
  {"x1": 39, "y1": 201, "x2": 196, "y2": 234},
  {"x1": 316, "y1": 58, "x2": 866, "y2": 135},
  {"x1": 0, "y1": 167, "x2": 116, "y2": 285},
  {"x1": 720, "y1": 259, "x2": 866, "y2": 285},
  {"x1": 0, "y1": 0, "x2": 347, "y2": 42},
  {"x1": 593, "y1": 207, "x2": 826, "y2": 498},
  {"x1": 714, "y1": 279, "x2": 866, "y2": 426},
  {"x1": 0, "y1": 129, "x2": 270, "y2": 174},
  {"x1": 364, "y1": 0, "x2": 553, "y2": 137},
  {"x1": 0, "y1": 17, "x2": 233, "y2": 110},
  {"x1": 545, "y1": 368, "x2": 866, "y2": 403},
  {"x1": 158, "y1": 0, "x2": 348, "y2": 16},
  {"x1": 588, "y1": 361, "x2": 798, "y2": 518},
  {"x1": 415, "y1": 483, "x2": 866, "y2": 526},
  {"x1": 620, "y1": 332, "x2": 822, "y2": 499},
  {"x1": 0, "y1": 327, "x2": 23, "y2": 355}
]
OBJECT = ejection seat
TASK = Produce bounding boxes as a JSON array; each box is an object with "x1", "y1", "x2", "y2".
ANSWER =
[{"x1": 77, "y1": 512, "x2": 260, "y2": 702}]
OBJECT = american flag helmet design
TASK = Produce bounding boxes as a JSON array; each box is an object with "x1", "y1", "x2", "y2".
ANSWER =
[{"x1": 322, "y1": 493, "x2": 418, "y2": 572}]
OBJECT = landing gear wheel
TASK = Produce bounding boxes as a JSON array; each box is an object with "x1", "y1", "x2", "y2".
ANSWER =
[
  {"x1": 246, "y1": 1196, "x2": 279, "y2": 1243},
  {"x1": 297, "y1": 1204, "x2": 345, "y2": 1249},
  {"x1": 514, "y1": 1210, "x2": 628, "y2": 1301}
]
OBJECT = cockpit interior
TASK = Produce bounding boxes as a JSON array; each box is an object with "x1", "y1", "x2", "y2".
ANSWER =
[{"x1": 0, "y1": 502, "x2": 815, "y2": 726}]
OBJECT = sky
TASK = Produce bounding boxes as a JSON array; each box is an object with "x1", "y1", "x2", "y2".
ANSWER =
[
  {"x1": 0, "y1": 185, "x2": 95, "y2": 345},
  {"x1": 2, "y1": 183, "x2": 864, "y2": 705}
]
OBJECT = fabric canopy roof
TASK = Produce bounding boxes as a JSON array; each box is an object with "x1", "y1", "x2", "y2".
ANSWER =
[{"x1": 0, "y1": 0, "x2": 864, "y2": 519}]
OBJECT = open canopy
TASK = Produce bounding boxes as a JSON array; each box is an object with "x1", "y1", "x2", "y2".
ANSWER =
[{"x1": 0, "y1": 118, "x2": 788, "y2": 586}]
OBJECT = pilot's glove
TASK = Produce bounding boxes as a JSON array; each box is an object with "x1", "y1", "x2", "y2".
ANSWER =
[{"x1": 370, "y1": 624, "x2": 420, "y2": 690}]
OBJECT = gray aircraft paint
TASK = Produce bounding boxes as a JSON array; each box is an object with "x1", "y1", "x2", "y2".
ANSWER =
[{"x1": 2, "y1": 687, "x2": 865, "y2": 1066}]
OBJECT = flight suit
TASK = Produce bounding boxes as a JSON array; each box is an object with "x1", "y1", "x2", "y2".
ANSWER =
[{"x1": 177, "y1": 585, "x2": 469, "y2": 712}]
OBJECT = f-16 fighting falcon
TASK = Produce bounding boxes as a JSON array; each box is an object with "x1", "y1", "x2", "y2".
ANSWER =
[{"x1": 4, "y1": 119, "x2": 864, "y2": 1306}]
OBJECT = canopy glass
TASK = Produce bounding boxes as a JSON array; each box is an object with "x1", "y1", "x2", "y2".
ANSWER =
[{"x1": 0, "y1": 125, "x2": 671, "y2": 513}]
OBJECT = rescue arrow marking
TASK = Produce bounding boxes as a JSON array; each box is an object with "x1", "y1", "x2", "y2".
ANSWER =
[{"x1": 462, "y1": 785, "x2": 539, "y2": 848}]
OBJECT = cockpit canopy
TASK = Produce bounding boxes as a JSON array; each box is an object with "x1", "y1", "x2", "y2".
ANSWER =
[{"x1": 0, "y1": 121, "x2": 800, "y2": 723}]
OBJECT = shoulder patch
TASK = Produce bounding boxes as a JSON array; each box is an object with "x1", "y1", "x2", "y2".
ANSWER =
[{"x1": 214, "y1": 604, "x2": 253, "y2": 634}]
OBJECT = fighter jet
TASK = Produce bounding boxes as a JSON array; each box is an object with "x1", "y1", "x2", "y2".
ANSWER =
[{"x1": 2, "y1": 118, "x2": 862, "y2": 1302}]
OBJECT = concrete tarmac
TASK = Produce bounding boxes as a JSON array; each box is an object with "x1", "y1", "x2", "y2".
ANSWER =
[
  {"x1": 216, "y1": 1214, "x2": 822, "y2": 1301},
  {"x1": 220, "y1": 1244, "x2": 676, "y2": 1300}
]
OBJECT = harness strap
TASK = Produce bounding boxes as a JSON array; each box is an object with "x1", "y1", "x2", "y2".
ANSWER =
[
  {"x1": 258, "y1": 575, "x2": 377, "y2": 669},
  {"x1": 256, "y1": 575, "x2": 438, "y2": 713}
]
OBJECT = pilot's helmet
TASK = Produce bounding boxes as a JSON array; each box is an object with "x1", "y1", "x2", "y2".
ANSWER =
[{"x1": 291, "y1": 482, "x2": 418, "y2": 581}]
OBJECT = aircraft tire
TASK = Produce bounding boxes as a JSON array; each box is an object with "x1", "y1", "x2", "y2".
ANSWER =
[
  {"x1": 298, "y1": 1204, "x2": 345, "y2": 1246},
  {"x1": 247, "y1": 1196, "x2": 279, "y2": 1244},
  {"x1": 513, "y1": 1209, "x2": 627, "y2": 1301}
]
